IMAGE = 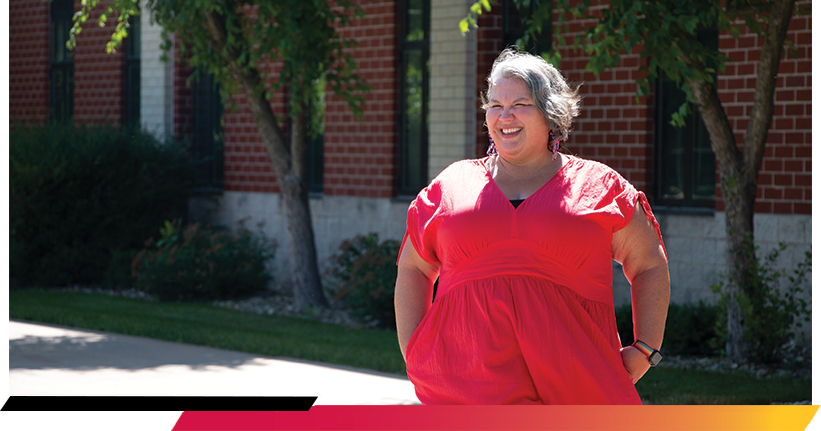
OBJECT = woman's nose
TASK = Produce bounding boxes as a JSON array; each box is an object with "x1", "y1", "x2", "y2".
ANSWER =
[{"x1": 499, "y1": 107, "x2": 514, "y2": 120}]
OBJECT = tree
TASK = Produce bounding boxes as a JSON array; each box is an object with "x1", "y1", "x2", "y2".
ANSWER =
[
  {"x1": 462, "y1": 0, "x2": 807, "y2": 362},
  {"x1": 69, "y1": 0, "x2": 369, "y2": 310}
]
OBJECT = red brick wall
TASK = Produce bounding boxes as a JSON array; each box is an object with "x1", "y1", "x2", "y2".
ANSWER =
[
  {"x1": 475, "y1": 1, "x2": 811, "y2": 216},
  {"x1": 221, "y1": 67, "x2": 288, "y2": 194},
  {"x1": 557, "y1": 10, "x2": 655, "y2": 195},
  {"x1": 9, "y1": 0, "x2": 128, "y2": 126},
  {"x1": 12, "y1": 0, "x2": 809, "y2": 214},
  {"x1": 324, "y1": 0, "x2": 398, "y2": 198},
  {"x1": 220, "y1": 0, "x2": 398, "y2": 198},
  {"x1": 730, "y1": 6, "x2": 811, "y2": 215},
  {"x1": 71, "y1": 1, "x2": 126, "y2": 124},
  {"x1": 475, "y1": 7, "x2": 504, "y2": 158},
  {"x1": 9, "y1": 0, "x2": 50, "y2": 125}
]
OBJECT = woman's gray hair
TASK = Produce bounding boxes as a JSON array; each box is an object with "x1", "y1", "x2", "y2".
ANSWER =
[{"x1": 482, "y1": 48, "x2": 582, "y2": 149}]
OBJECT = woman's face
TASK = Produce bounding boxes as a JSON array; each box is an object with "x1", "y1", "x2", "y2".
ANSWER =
[{"x1": 485, "y1": 77, "x2": 551, "y2": 164}]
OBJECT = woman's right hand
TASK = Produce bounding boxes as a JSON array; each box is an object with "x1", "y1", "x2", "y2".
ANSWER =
[
  {"x1": 620, "y1": 345, "x2": 651, "y2": 384},
  {"x1": 394, "y1": 240, "x2": 440, "y2": 362}
]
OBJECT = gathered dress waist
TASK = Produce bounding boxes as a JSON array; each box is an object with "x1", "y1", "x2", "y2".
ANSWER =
[{"x1": 438, "y1": 238, "x2": 613, "y2": 305}]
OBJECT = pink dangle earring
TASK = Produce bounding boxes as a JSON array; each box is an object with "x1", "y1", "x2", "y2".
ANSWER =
[{"x1": 549, "y1": 131, "x2": 559, "y2": 161}]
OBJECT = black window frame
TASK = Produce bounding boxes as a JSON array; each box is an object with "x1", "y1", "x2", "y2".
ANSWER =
[
  {"x1": 123, "y1": 13, "x2": 141, "y2": 127},
  {"x1": 191, "y1": 73, "x2": 224, "y2": 192},
  {"x1": 50, "y1": 0, "x2": 74, "y2": 123},
  {"x1": 305, "y1": 75, "x2": 326, "y2": 195},
  {"x1": 653, "y1": 29, "x2": 718, "y2": 210},
  {"x1": 397, "y1": 0, "x2": 430, "y2": 197}
]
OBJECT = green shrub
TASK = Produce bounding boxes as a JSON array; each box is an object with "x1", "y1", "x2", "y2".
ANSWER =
[
  {"x1": 327, "y1": 233, "x2": 401, "y2": 329},
  {"x1": 132, "y1": 220, "x2": 277, "y2": 302},
  {"x1": 10, "y1": 124, "x2": 194, "y2": 288},
  {"x1": 615, "y1": 303, "x2": 634, "y2": 346},
  {"x1": 711, "y1": 238, "x2": 811, "y2": 364},
  {"x1": 616, "y1": 301, "x2": 720, "y2": 357},
  {"x1": 665, "y1": 301, "x2": 721, "y2": 356}
]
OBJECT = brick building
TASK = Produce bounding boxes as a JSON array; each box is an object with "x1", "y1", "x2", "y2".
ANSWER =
[{"x1": 10, "y1": 0, "x2": 812, "y2": 307}]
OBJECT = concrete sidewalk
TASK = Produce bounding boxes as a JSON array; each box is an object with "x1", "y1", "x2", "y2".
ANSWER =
[{"x1": 8, "y1": 320, "x2": 420, "y2": 405}]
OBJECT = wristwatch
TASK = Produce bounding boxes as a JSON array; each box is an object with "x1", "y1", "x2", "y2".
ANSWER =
[{"x1": 632, "y1": 340, "x2": 662, "y2": 366}]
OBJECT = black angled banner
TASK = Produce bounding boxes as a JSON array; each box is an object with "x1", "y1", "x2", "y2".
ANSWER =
[{"x1": 1, "y1": 396, "x2": 317, "y2": 412}]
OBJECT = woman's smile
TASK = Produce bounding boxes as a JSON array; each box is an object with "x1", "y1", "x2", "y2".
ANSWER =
[
  {"x1": 486, "y1": 77, "x2": 551, "y2": 162},
  {"x1": 501, "y1": 127, "x2": 523, "y2": 136}
]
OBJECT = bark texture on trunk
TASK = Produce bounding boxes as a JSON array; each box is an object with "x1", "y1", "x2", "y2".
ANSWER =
[
  {"x1": 686, "y1": 0, "x2": 795, "y2": 363},
  {"x1": 202, "y1": 8, "x2": 329, "y2": 310},
  {"x1": 283, "y1": 100, "x2": 329, "y2": 310}
]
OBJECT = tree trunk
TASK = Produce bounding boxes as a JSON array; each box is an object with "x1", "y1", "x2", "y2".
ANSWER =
[
  {"x1": 687, "y1": 0, "x2": 795, "y2": 363},
  {"x1": 201, "y1": 9, "x2": 329, "y2": 310},
  {"x1": 687, "y1": 76, "x2": 751, "y2": 363},
  {"x1": 282, "y1": 98, "x2": 330, "y2": 310}
]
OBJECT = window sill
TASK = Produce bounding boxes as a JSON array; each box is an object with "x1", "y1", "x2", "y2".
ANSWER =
[
  {"x1": 193, "y1": 186, "x2": 224, "y2": 196},
  {"x1": 651, "y1": 205, "x2": 715, "y2": 216},
  {"x1": 392, "y1": 195, "x2": 416, "y2": 204}
]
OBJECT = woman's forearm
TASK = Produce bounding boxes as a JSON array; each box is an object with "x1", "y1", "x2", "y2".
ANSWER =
[
  {"x1": 394, "y1": 266, "x2": 435, "y2": 360},
  {"x1": 620, "y1": 263, "x2": 669, "y2": 383},
  {"x1": 630, "y1": 265, "x2": 670, "y2": 349}
]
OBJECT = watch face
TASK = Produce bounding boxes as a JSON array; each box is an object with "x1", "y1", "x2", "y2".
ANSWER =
[{"x1": 649, "y1": 351, "x2": 662, "y2": 366}]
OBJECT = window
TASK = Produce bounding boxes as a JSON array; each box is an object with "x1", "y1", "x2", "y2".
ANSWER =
[
  {"x1": 50, "y1": 0, "x2": 74, "y2": 123},
  {"x1": 653, "y1": 30, "x2": 717, "y2": 208},
  {"x1": 123, "y1": 14, "x2": 141, "y2": 126},
  {"x1": 191, "y1": 74, "x2": 224, "y2": 191},
  {"x1": 305, "y1": 76, "x2": 325, "y2": 194},
  {"x1": 503, "y1": 0, "x2": 552, "y2": 53},
  {"x1": 398, "y1": 0, "x2": 430, "y2": 196}
]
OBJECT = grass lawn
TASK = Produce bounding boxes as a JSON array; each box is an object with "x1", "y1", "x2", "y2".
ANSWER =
[
  {"x1": 10, "y1": 289, "x2": 811, "y2": 404},
  {"x1": 637, "y1": 367, "x2": 810, "y2": 404},
  {"x1": 9, "y1": 289, "x2": 406, "y2": 375}
]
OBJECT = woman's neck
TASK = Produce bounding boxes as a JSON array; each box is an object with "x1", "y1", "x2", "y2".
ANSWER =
[{"x1": 487, "y1": 153, "x2": 566, "y2": 200}]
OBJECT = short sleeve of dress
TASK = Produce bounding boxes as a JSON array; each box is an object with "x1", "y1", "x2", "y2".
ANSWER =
[
  {"x1": 609, "y1": 170, "x2": 668, "y2": 261},
  {"x1": 398, "y1": 181, "x2": 443, "y2": 266}
]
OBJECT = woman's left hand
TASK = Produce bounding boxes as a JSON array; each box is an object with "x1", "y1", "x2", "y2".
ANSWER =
[{"x1": 620, "y1": 345, "x2": 651, "y2": 384}]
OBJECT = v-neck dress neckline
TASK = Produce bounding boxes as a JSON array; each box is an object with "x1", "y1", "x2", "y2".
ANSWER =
[{"x1": 482, "y1": 154, "x2": 574, "y2": 210}]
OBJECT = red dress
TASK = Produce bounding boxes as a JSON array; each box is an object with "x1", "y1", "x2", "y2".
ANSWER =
[{"x1": 400, "y1": 155, "x2": 665, "y2": 405}]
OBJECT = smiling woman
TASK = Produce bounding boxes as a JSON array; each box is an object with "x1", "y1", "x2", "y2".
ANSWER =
[
  {"x1": 483, "y1": 48, "x2": 581, "y2": 157},
  {"x1": 485, "y1": 77, "x2": 553, "y2": 168},
  {"x1": 394, "y1": 48, "x2": 670, "y2": 405}
]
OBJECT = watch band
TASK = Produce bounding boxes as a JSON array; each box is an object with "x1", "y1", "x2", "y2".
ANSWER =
[{"x1": 632, "y1": 340, "x2": 662, "y2": 366}]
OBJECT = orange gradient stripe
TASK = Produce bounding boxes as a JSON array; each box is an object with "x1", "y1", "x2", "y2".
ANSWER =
[{"x1": 173, "y1": 405, "x2": 819, "y2": 431}]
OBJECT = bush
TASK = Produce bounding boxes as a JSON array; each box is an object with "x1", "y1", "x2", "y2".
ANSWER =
[
  {"x1": 665, "y1": 301, "x2": 721, "y2": 356},
  {"x1": 132, "y1": 220, "x2": 277, "y2": 302},
  {"x1": 10, "y1": 124, "x2": 194, "y2": 288},
  {"x1": 711, "y1": 238, "x2": 811, "y2": 364},
  {"x1": 327, "y1": 234, "x2": 401, "y2": 329},
  {"x1": 616, "y1": 301, "x2": 720, "y2": 357}
]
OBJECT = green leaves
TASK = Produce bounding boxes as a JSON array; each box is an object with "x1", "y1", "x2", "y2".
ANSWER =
[
  {"x1": 670, "y1": 102, "x2": 692, "y2": 129},
  {"x1": 326, "y1": 233, "x2": 401, "y2": 329},
  {"x1": 68, "y1": 0, "x2": 369, "y2": 119},
  {"x1": 711, "y1": 237, "x2": 812, "y2": 364},
  {"x1": 10, "y1": 124, "x2": 193, "y2": 288},
  {"x1": 459, "y1": 0, "x2": 492, "y2": 33},
  {"x1": 67, "y1": 0, "x2": 140, "y2": 53},
  {"x1": 556, "y1": 0, "x2": 740, "y2": 126},
  {"x1": 459, "y1": 0, "x2": 747, "y2": 125},
  {"x1": 133, "y1": 222, "x2": 277, "y2": 302}
]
